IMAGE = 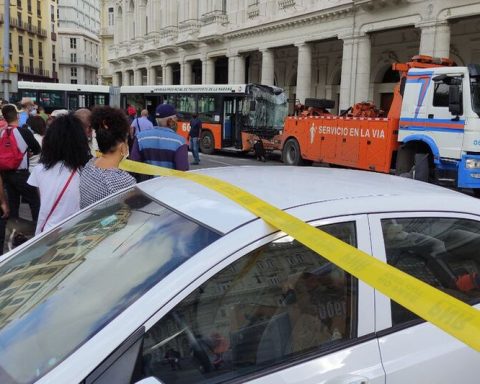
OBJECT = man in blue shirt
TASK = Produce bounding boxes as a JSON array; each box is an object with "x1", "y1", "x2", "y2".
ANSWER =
[
  {"x1": 18, "y1": 98, "x2": 34, "y2": 127},
  {"x1": 130, "y1": 104, "x2": 189, "y2": 171},
  {"x1": 130, "y1": 109, "x2": 154, "y2": 138}
]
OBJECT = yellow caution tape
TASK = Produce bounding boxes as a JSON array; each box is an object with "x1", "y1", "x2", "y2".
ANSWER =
[{"x1": 121, "y1": 159, "x2": 480, "y2": 351}]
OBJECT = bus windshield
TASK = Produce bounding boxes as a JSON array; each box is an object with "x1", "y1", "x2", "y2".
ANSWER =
[{"x1": 243, "y1": 84, "x2": 288, "y2": 132}]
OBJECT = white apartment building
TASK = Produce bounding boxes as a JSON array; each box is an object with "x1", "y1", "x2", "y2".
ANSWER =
[
  {"x1": 58, "y1": 0, "x2": 101, "y2": 84},
  {"x1": 103, "y1": 0, "x2": 480, "y2": 112}
]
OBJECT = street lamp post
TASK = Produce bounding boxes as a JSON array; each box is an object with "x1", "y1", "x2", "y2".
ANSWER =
[{"x1": 3, "y1": 0, "x2": 10, "y2": 101}]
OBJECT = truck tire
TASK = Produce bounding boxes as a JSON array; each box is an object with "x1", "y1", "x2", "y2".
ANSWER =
[
  {"x1": 283, "y1": 139, "x2": 304, "y2": 166},
  {"x1": 304, "y1": 98, "x2": 335, "y2": 110},
  {"x1": 413, "y1": 153, "x2": 430, "y2": 182},
  {"x1": 200, "y1": 130, "x2": 215, "y2": 155}
]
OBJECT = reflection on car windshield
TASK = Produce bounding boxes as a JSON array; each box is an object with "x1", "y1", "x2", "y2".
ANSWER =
[{"x1": 0, "y1": 189, "x2": 220, "y2": 384}]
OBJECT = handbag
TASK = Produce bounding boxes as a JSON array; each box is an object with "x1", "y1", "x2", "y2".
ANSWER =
[{"x1": 40, "y1": 169, "x2": 76, "y2": 232}]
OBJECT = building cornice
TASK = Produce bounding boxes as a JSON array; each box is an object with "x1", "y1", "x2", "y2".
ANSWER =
[{"x1": 225, "y1": 3, "x2": 354, "y2": 39}]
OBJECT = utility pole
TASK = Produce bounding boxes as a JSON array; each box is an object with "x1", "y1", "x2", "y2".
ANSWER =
[{"x1": 3, "y1": 0, "x2": 10, "y2": 101}]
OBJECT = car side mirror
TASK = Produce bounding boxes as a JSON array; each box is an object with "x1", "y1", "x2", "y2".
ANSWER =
[
  {"x1": 448, "y1": 84, "x2": 463, "y2": 118},
  {"x1": 134, "y1": 377, "x2": 164, "y2": 384}
]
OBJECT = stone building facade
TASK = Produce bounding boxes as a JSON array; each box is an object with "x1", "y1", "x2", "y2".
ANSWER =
[
  {"x1": 0, "y1": 0, "x2": 59, "y2": 82},
  {"x1": 103, "y1": 0, "x2": 480, "y2": 112},
  {"x1": 58, "y1": 0, "x2": 100, "y2": 84}
]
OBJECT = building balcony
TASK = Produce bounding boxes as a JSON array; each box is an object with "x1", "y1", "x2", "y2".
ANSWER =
[
  {"x1": 201, "y1": 10, "x2": 228, "y2": 26},
  {"x1": 1, "y1": 17, "x2": 47, "y2": 38},
  {"x1": 247, "y1": 1, "x2": 260, "y2": 18},
  {"x1": 354, "y1": 0, "x2": 404, "y2": 10},
  {"x1": 100, "y1": 26, "x2": 114, "y2": 37},
  {"x1": 58, "y1": 57, "x2": 99, "y2": 68},
  {"x1": 130, "y1": 40, "x2": 145, "y2": 56},
  {"x1": 18, "y1": 65, "x2": 50, "y2": 77},
  {"x1": 160, "y1": 25, "x2": 178, "y2": 43},
  {"x1": 199, "y1": 11, "x2": 228, "y2": 43},
  {"x1": 278, "y1": 0, "x2": 295, "y2": 9},
  {"x1": 143, "y1": 33, "x2": 161, "y2": 55},
  {"x1": 177, "y1": 19, "x2": 201, "y2": 48}
]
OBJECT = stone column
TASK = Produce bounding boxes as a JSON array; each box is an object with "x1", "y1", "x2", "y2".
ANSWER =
[
  {"x1": 137, "y1": 1, "x2": 147, "y2": 38},
  {"x1": 354, "y1": 34, "x2": 371, "y2": 102},
  {"x1": 112, "y1": 72, "x2": 120, "y2": 87},
  {"x1": 122, "y1": 70, "x2": 130, "y2": 86},
  {"x1": 339, "y1": 36, "x2": 355, "y2": 112},
  {"x1": 188, "y1": 0, "x2": 197, "y2": 20},
  {"x1": 202, "y1": 56, "x2": 215, "y2": 84},
  {"x1": 228, "y1": 54, "x2": 235, "y2": 84},
  {"x1": 134, "y1": 68, "x2": 142, "y2": 85},
  {"x1": 419, "y1": 21, "x2": 451, "y2": 58},
  {"x1": 295, "y1": 42, "x2": 312, "y2": 104},
  {"x1": 148, "y1": 66, "x2": 157, "y2": 85},
  {"x1": 165, "y1": 64, "x2": 173, "y2": 85},
  {"x1": 127, "y1": 9, "x2": 134, "y2": 41},
  {"x1": 234, "y1": 55, "x2": 246, "y2": 84},
  {"x1": 261, "y1": 48, "x2": 275, "y2": 85},
  {"x1": 115, "y1": 14, "x2": 122, "y2": 44},
  {"x1": 182, "y1": 61, "x2": 192, "y2": 85}
]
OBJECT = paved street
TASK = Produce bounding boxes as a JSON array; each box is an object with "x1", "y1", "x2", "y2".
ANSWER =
[{"x1": 187, "y1": 150, "x2": 283, "y2": 170}]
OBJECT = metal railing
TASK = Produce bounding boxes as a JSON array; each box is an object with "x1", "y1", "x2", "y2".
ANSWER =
[
  {"x1": 201, "y1": 10, "x2": 228, "y2": 25},
  {"x1": 18, "y1": 65, "x2": 50, "y2": 77}
]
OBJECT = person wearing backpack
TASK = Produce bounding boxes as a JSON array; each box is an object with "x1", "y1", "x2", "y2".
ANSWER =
[
  {"x1": 129, "y1": 109, "x2": 153, "y2": 150},
  {"x1": 0, "y1": 175, "x2": 9, "y2": 254},
  {"x1": 0, "y1": 104, "x2": 41, "y2": 223}
]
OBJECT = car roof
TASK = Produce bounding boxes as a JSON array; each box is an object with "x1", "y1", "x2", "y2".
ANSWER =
[{"x1": 137, "y1": 166, "x2": 478, "y2": 233}]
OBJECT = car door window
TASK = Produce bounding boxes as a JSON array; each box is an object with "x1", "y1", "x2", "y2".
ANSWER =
[
  {"x1": 381, "y1": 217, "x2": 480, "y2": 325},
  {"x1": 140, "y1": 222, "x2": 358, "y2": 384}
]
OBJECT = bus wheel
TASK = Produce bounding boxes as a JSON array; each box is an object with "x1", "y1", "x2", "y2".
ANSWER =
[
  {"x1": 473, "y1": 189, "x2": 480, "y2": 198},
  {"x1": 200, "y1": 131, "x2": 215, "y2": 155},
  {"x1": 282, "y1": 139, "x2": 304, "y2": 166}
]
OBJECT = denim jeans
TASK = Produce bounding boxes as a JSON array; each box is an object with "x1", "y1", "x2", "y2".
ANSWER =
[{"x1": 191, "y1": 137, "x2": 200, "y2": 163}]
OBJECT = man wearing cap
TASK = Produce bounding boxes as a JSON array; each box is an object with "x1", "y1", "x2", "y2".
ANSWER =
[{"x1": 130, "y1": 104, "x2": 189, "y2": 171}]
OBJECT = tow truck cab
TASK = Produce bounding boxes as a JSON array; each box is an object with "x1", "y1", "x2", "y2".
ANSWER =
[{"x1": 397, "y1": 63, "x2": 480, "y2": 194}]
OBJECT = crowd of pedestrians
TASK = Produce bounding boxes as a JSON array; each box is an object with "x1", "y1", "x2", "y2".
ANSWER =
[{"x1": 0, "y1": 98, "x2": 191, "y2": 254}]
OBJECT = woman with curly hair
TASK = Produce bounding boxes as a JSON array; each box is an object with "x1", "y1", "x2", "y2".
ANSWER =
[
  {"x1": 27, "y1": 114, "x2": 90, "y2": 234},
  {"x1": 80, "y1": 106, "x2": 136, "y2": 208}
]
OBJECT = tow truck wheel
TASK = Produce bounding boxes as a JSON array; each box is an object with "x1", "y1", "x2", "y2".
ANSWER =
[
  {"x1": 413, "y1": 153, "x2": 430, "y2": 182},
  {"x1": 283, "y1": 139, "x2": 304, "y2": 166},
  {"x1": 200, "y1": 131, "x2": 215, "y2": 155}
]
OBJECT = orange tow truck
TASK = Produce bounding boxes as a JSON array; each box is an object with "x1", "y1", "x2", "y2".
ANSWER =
[{"x1": 248, "y1": 55, "x2": 468, "y2": 177}]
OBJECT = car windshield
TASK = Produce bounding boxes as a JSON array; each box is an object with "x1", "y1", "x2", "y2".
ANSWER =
[
  {"x1": 471, "y1": 77, "x2": 480, "y2": 116},
  {"x1": 0, "y1": 189, "x2": 220, "y2": 384}
]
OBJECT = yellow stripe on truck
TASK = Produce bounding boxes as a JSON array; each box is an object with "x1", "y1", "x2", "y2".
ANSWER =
[{"x1": 120, "y1": 159, "x2": 480, "y2": 352}]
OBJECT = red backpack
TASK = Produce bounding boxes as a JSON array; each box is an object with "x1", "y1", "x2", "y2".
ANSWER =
[{"x1": 0, "y1": 127, "x2": 25, "y2": 171}]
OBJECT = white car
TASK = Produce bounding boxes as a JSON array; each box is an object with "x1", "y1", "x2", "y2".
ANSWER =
[{"x1": 0, "y1": 167, "x2": 479, "y2": 384}]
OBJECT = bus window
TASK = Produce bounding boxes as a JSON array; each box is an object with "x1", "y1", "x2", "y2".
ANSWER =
[
  {"x1": 177, "y1": 95, "x2": 196, "y2": 119},
  {"x1": 79, "y1": 94, "x2": 86, "y2": 108},
  {"x1": 21, "y1": 91, "x2": 38, "y2": 103},
  {"x1": 165, "y1": 95, "x2": 178, "y2": 108},
  {"x1": 198, "y1": 95, "x2": 220, "y2": 123},
  {"x1": 68, "y1": 95, "x2": 79, "y2": 110},
  {"x1": 39, "y1": 91, "x2": 65, "y2": 110},
  {"x1": 94, "y1": 95, "x2": 106, "y2": 106}
]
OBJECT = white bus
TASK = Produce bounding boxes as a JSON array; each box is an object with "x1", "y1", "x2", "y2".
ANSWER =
[{"x1": 11, "y1": 82, "x2": 112, "y2": 113}]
